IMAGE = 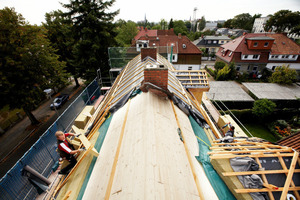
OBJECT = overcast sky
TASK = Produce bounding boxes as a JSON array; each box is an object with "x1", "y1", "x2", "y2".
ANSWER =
[{"x1": 0, "y1": 0, "x2": 299, "y2": 25}]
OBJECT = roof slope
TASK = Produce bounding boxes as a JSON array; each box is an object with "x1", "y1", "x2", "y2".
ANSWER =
[
  {"x1": 216, "y1": 33, "x2": 300, "y2": 63},
  {"x1": 82, "y1": 92, "x2": 218, "y2": 199},
  {"x1": 277, "y1": 132, "x2": 300, "y2": 151}
]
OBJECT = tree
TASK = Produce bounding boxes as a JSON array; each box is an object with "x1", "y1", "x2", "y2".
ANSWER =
[
  {"x1": 173, "y1": 20, "x2": 188, "y2": 35},
  {"x1": 185, "y1": 21, "x2": 191, "y2": 31},
  {"x1": 0, "y1": 8, "x2": 68, "y2": 124},
  {"x1": 168, "y1": 18, "x2": 174, "y2": 29},
  {"x1": 231, "y1": 13, "x2": 253, "y2": 31},
  {"x1": 265, "y1": 10, "x2": 300, "y2": 36},
  {"x1": 215, "y1": 62, "x2": 236, "y2": 81},
  {"x1": 269, "y1": 65, "x2": 297, "y2": 85},
  {"x1": 223, "y1": 19, "x2": 233, "y2": 29},
  {"x1": 160, "y1": 19, "x2": 168, "y2": 30},
  {"x1": 198, "y1": 16, "x2": 206, "y2": 31},
  {"x1": 115, "y1": 21, "x2": 137, "y2": 47},
  {"x1": 43, "y1": 10, "x2": 80, "y2": 87},
  {"x1": 214, "y1": 61, "x2": 226, "y2": 71},
  {"x1": 252, "y1": 99, "x2": 276, "y2": 119},
  {"x1": 63, "y1": 0, "x2": 119, "y2": 82}
]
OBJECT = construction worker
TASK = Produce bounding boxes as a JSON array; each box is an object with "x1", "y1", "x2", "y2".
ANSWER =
[
  {"x1": 222, "y1": 122, "x2": 235, "y2": 137},
  {"x1": 55, "y1": 131, "x2": 83, "y2": 175}
]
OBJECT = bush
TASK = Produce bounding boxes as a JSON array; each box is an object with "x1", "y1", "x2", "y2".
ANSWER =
[
  {"x1": 205, "y1": 68, "x2": 215, "y2": 77},
  {"x1": 252, "y1": 99, "x2": 276, "y2": 119}
]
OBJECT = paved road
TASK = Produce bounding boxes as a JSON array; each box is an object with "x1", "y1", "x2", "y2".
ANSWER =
[{"x1": 0, "y1": 80, "x2": 84, "y2": 178}]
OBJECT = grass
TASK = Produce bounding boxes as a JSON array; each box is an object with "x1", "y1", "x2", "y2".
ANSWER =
[{"x1": 241, "y1": 122, "x2": 279, "y2": 143}]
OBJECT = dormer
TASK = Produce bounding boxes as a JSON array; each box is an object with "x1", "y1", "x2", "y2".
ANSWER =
[{"x1": 245, "y1": 36, "x2": 274, "y2": 50}]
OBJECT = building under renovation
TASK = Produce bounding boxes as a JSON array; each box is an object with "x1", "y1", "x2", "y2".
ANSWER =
[{"x1": 1, "y1": 48, "x2": 299, "y2": 200}]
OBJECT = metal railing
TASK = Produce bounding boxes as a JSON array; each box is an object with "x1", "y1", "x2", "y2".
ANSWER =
[{"x1": 0, "y1": 79, "x2": 101, "y2": 200}]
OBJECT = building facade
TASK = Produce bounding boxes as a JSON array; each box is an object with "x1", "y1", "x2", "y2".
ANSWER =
[
  {"x1": 216, "y1": 33, "x2": 300, "y2": 75},
  {"x1": 132, "y1": 28, "x2": 202, "y2": 70},
  {"x1": 193, "y1": 35, "x2": 231, "y2": 56}
]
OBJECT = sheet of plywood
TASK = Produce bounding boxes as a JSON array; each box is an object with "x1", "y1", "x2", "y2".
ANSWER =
[{"x1": 83, "y1": 92, "x2": 218, "y2": 200}]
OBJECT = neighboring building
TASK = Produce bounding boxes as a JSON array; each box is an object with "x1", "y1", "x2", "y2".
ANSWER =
[
  {"x1": 277, "y1": 132, "x2": 300, "y2": 152},
  {"x1": 216, "y1": 28, "x2": 229, "y2": 35},
  {"x1": 193, "y1": 35, "x2": 231, "y2": 55},
  {"x1": 252, "y1": 17, "x2": 270, "y2": 33},
  {"x1": 132, "y1": 28, "x2": 202, "y2": 70},
  {"x1": 203, "y1": 22, "x2": 218, "y2": 31},
  {"x1": 216, "y1": 33, "x2": 300, "y2": 75},
  {"x1": 228, "y1": 29, "x2": 248, "y2": 37}
]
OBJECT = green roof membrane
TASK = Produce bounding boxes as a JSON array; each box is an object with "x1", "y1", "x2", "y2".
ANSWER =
[{"x1": 189, "y1": 115, "x2": 236, "y2": 200}]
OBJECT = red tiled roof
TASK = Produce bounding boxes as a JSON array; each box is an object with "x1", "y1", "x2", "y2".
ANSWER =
[
  {"x1": 277, "y1": 132, "x2": 300, "y2": 152},
  {"x1": 134, "y1": 29, "x2": 201, "y2": 55},
  {"x1": 134, "y1": 29, "x2": 157, "y2": 40},
  {"x1": 216, "y1": 33, "x2": 300, "y2": 63}
]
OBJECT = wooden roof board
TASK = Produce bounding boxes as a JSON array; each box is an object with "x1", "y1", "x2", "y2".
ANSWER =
[{"x1": 82, "y1": 92, "x2": 218, "y2": 199}]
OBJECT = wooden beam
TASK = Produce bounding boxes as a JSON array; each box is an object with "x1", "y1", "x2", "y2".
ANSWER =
[
  {"x1": 222, "y1": 169, "x2": 300, "y2": 176},
  {"x1": 276, "y1": 152, "x2": 300, "y2": 199},
  {"x1": 208, "y1": 149, "x2": 293, "y2": 154},
  {"x1": 280, "y1": 151, "x2": 299, "y2": 200},
  {"x1": 104, "y1": 99, "x2": 131, "y2": 199},
  {"x1": 210, "y1": 153, "x2": 295, "y2": 159},
  {"x1": 170, "y1": 100, "x2": 205, "y2": 200},
  {"x1": 235, "y1": 187, "x2": 300, "y2": 193},
  {"x1": 62, "y1": 191, "x2": 72, "y2": 200},
  {"x1": 72, "y1": 125, "x2": 99, "y2": 157}
]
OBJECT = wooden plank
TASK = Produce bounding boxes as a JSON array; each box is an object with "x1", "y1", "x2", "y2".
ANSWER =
[
  {"x1": 210, "y1": 153, "x2": 295, "y2": 159},
  {"x1": 255, "y1": 157, "x2": 275, "y2": 200},
  {"x1": 57, "y1": 144, "x2": 94, "y2": 191},
  {"x1": 104, "y1": 99, "x2": 131, "y2": 199},
  {"x1": 210, "y1": 145, "x2": 274, "y2": 150},
  {"x1": 222, "y1": 169, "x2": 300, "y2": 176},
  {"x1": 208, "y1": 149, "x2": 293, "y2": 154},
  {"x1": 276, "y1": 152, "x2": 300, "y2": 200},
  {"x1": 170, "y1": 100, "x2": 205, "y2": 200},
  {"x1": 235, "y1": 187, "x2": 300, "y2": 193},
  {"x1": 62, "y1": 191, "x2": 72, "y2": 200},
  {"x1": 280, "y1": 151, "x2": 299, "y2": 200},
  {"x1": 72, "y1": 125, "x2": 99, "y2": 157}
]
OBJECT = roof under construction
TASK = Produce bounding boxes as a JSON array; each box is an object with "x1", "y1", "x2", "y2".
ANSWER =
[{"x1": 51, "y1": 48, "x2": 300, "y2": 200}]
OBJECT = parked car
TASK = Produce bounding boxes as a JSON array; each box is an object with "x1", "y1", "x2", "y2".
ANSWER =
[{"x1": 50, "y1": 94, "x2": 69, "y2": 110}]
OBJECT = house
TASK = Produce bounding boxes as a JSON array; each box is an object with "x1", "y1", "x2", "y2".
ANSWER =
[
  {"x1": 132, "y1": 28, "x2": 202, "y2": 70},
  {"x1": 252, "y1": 17, "x2": 270, "y2": 33},
  {"x1": 203, "y1": 22, "x2": 218, "y2": 32},
  {"x1": 193, "y1": 35, "x2": 231, "y2": 55},
  {"x1": 216, "y1": 33, "x2": 300, "y2": 74},
  {"x1": 216, "y1": 28, "x2": 229, "y2": 35}
]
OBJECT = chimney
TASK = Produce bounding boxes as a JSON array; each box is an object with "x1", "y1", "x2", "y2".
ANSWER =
[
  {"x1": 144, "y1": 64, "x2": 168, "y2": 91},
  {"x1": 145, "y1": 27, "x2": 148, "y2": 32},
  {"x1": 178, "y1": 33, "x2": 182, "y2": 39},
  {"x1": 141, "y1": 48, "x2": 157, "y2": 61}
]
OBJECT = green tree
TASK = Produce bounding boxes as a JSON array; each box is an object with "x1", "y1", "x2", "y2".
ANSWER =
[
  {"x1": 214, "y1": 61, "x2": 226, "y2": 71},
  {"x1": 265, "y1": 10, "x2": 300, "y2": 36},
  {"x1": 43, "y1": 10, "x2": 80, "y2": 87},
  {"x1": 160, "y1": 19, "x2": 168, "y2": 30},
  {"x1": 252, "y1": 99, "x2": 276, "y2": 119},
  {"x1": 231, "y1": 13, "x2": 253, "y2": 31},
  {"x1": 173, "y1": 20, "x2": 188, "y2": 35},
  {"x1": 216, "y1": 64, "x2": 231, "y2": 80},
  {"x1": 63, "y1": 0, "x2": 119, "y2": 82},
  {"x1": 185, "y1": 21, "x2": 191, "y2": 31},
  {"x1": 115, "y1": 21, "x2": 137, "y2": 47},
  {"x1": 198, "y1": 16, "x2": 206, "y2": 31},
  {"x1": 269, "y1": 65, "x2": 297, "y2": 85},
  {"x1": 0, "y1": 8, "x2": 68, "y2": 124},
  {"x1": 223, "y1": 19, "x2": 233, "y2": 29},
  {"x1": 168, "y1": 18, "x2": 174, "y2": 29}
]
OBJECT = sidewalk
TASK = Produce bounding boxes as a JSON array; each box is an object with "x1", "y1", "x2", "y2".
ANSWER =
[{"x1": 0, "y1": 79, "x2": 84, "y2": 178}]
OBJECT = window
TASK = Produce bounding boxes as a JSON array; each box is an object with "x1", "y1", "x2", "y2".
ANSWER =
[
  {"x1": 253, "y1": 55, "x2": 259, "y2": 59},
  {"x1": 285, "y1": 55, "x2": 289, "y2": 58},
  {"x1": 188, "y1": 66, "x2": 193, "y2": 70},
  {"x1": 143, "y1": 43, "x2": 147, "y2": 48},
  {"x1": 244, "y1": 55, "x2": 248, "y2": 59},
  {"x1": 275, "y1": 55, "x2": 279, "y2": 58},
  {"x1": 254, "y1": 42, "x2": 258, "y2": 47},
  {"x1": 292, "y1": 55, "x2": 296, "y2": 58},
  {"x1": 236, "y1": 66, "x2": 241, "y2": 71},
  {"x1": 229, "y1": 51, "x2": 233, "y2": 57},
  {"x1": 272, "y1": 66, "x2": 276, "y2": 70},
  {"x1": 253, "y1": 66, "x2": 258, "y2": 71},
  {"x1": 213, "y1": 40, "x2": 217, "y2": 44},
  {"x1": 139, "y1": 44, "x2": 142, "y2": 48},
  {"x1": 271, "y1": 55, "x2": 275, "y2": 58},
  {"x1": 220, "y1": 41, "x2": 224, "y2": 44},
  {"x1": 264, "y1": 42, "x2": 269, "y2": 47},
  {"x1": 247, "y1": 65, "x2": 250, "y2": 71},
  {"x1": 172, "y1": 55, "x2": 176, "y2": 60},
  {"x1": 207, "y1": 40, "x2": 211, "y2": 44}
]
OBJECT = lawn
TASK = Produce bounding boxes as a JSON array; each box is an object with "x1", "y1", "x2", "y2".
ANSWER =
[{"x1": 241, "y1": 123, "x2": 279, "y2": 143}]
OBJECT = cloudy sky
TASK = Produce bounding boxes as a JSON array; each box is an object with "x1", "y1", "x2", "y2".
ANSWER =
[{"x1": 0, "y1": 0, "x2": 299, "y2": 25}]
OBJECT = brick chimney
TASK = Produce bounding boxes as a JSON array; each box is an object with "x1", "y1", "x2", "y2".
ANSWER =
[
  {"x1": 141, "y1": 48, "x2": 157, "y2": 61},
  {"x1": 144, "y1": 64, "x2": 168, "y2": 91}
]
